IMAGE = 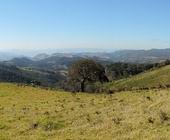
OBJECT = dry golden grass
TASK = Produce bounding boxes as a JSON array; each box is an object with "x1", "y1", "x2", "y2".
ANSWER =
[{"x1": 0, "y1": 83, "x2": 170, "y2": 140}]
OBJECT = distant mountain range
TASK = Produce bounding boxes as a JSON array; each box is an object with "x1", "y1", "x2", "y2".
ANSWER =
[
  {"x1": 32, "y1": 48, "x2": 170, "y2": 63},
  {"x1": 1, "y1": 48, "x2": 170, "y2": 63},
  {"x1": 109, "y1": 49, "x2": 170, "y2": 63},
  {"x1": 0, "y1": 52, "x2": 22, "y2": 60}
]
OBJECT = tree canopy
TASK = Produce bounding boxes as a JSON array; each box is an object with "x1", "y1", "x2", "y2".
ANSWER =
[{"x1": 68, "y1": 59, "x2": 108, "y2": 92}]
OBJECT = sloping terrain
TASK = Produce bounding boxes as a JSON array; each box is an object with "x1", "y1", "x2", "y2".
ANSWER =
[
  {"x1": 107, "y1": 65, "x2": 170, "y2": 91},
  {"x1": 0, "y1": 83, "x2": 170, "y2": 140},
  {"x1": 0, "y1": 63, "x2": 64, "y2": 87},
  {"x1": 109, "y1": 49, "x2": 170, "y2": 63},
  {"x1": 33, "y1": 48, "x2": 170, "y2": 63},
  {"x1": 6, "y1": 55, "x2": 111, "y2": 71},
  {"x1": 0, "y1": 63, "x2": 33, "y2": 83},
  {"x1": 5, "y1": 56, "x2": 83, "y2": 71}
]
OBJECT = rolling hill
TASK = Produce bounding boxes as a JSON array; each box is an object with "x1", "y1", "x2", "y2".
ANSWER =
[
  {"x1": 0, "y1": 83, "x2": 170, "y2": 140},
  {"x1": 0, "y1": 63, "x2": 33, "y2": 83},
  {"x1": 109, "y1": 49, "x2": 170, "y2": 63},
  {"x1": 0, "y1": 63, "x2": 65, "y2": 87},
  {"x1": 2, "y1": 48, "x2": 170, "y2": 64},
  {"x1": 6, "y1": 55, "x2": 111, "y2": 71},
  {"x1": 32, "y1": 48, "x2": 170, "y2": 63},
  {"x1": 106, "y1": 65, "x2": 170, "y2": 91}
]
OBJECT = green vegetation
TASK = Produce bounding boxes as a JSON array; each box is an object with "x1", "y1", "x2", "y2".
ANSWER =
[
  {"x1": 68, "y1": 59, "x2": 108, "y2": 92},
  {"x1": 2, "y1": 58, "x2": 170, "y2": 93},
  {"x1": 0, "y1": 62, "x2": 65, "y2": 87},
  {"x1": 105, "y1": 61, "x2": 170, "y2": 81},
  {"x1": 106, "y1": 65, "x2": 170, "y2": 92},
  {"x1": 0, "y1": 83, "x2": 170, "y2": 140}
]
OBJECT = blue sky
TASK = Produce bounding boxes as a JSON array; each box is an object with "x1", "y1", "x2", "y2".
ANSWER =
[{"x1": 0, "y1": 0, "x2": 170, "y2": 52}]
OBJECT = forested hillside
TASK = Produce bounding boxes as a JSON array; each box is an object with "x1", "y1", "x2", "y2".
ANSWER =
[{"x1": 0, "y1": 63, "x2": 65, "y2": 87}]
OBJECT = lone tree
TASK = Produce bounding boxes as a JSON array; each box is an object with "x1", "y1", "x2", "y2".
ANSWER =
[{"x1": 68, "y1": 59, "x2": 108, "y2": 92}]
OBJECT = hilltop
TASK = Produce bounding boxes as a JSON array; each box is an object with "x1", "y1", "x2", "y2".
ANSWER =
[{"x1": 0, "y1": 83, "x2": 170, "y2": 140}]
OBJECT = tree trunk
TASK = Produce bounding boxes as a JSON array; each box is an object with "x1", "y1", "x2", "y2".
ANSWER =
[{"x1": 80, "y1": 81, "x2": 85, "y2": 92}]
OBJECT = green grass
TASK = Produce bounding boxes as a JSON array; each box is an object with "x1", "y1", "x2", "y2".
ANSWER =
[
  {"x1": 0, "y1": 83, "x2": 170, "y2": 140},
  {"x1": 106, "y1": 65, "x2": 170, "y2": 91}
]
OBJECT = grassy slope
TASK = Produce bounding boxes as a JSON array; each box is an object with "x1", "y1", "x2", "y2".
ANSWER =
[
  {"x1": 106, "y1": 65, "x2": 170, "y2": 91},
  {"x1": 0, "y1": 83, "x2": 170, "y2": 140}
]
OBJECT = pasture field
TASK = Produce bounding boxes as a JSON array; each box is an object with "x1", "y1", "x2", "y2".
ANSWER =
[
  {"x1": 106, "y1": 65, "x2": 170, "y2": 91},
  {"x1": 0, "y1": 83, "x2": 170, "y2": 140}
]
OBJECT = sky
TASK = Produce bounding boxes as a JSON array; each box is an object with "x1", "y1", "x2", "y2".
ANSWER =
[{"x1": 0, "y1": 0, "x2": 170, "y2": 53}]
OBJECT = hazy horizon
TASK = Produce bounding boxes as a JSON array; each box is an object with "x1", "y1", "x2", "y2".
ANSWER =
[
  {"x1": 1, "y1": 47, "x2": 170, "y2": 58},
  {"x1": 0, "y1": 0, "x2": 170, "y2": 52}
]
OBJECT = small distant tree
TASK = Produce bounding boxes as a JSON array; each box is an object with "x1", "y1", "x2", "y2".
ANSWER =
[{"x1": 68, "y1": 59, "x2": 108, "y2": 92}]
